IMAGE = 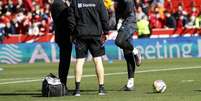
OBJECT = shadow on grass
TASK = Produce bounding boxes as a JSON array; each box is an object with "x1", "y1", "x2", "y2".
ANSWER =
[
  {"x1": 0, "y1": 89, "x2": 126, "y2": 97},
  {"x1": 0, "y1": 92, "x2": 41, "y2": 96},
  {"x1": 145, "y1": 91, "x2": 158, "y2": 94},
  {"x1": 193, "y1": 90, "x2": 201, "y2": 92},
  {"x1": 0, "y1": 89, "x2": 41, "y2": 97},
  {"x1": 32, "y1": 89, "x2": 100, "y2": 97}
]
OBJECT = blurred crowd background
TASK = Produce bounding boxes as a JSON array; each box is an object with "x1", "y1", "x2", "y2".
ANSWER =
[{"x1": 0, "y1": 0, "x2": 201, "y2": 43}]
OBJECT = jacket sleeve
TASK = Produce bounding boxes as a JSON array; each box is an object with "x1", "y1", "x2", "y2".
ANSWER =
[
  {"x1": 97, "y1": 0, "x2": 110, "y2": 34},
  {"x1": 66, "y1": 1, "x2": 76, "y2": 35}
]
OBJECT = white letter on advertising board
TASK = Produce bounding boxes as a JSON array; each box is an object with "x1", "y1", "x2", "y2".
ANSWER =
[{"x1": 29, "y1": 44, "x2": 50, "y2": 63}]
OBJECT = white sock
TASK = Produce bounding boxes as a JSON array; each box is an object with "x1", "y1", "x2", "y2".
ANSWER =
[
  {"x1": 133, "y1": 48, "x2": 138, "y2": 55},
  {"x1": 127, "y1": 78, "x2": 134, "y2": 88}
]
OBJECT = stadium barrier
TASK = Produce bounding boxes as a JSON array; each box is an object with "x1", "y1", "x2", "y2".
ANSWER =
[
  {"x1": 2, "y1": 33, "x2": 54, "y2": 44},
  {"x1": 0, "y1": 36, "x2": 201, "y2": 64},
  {"x1": 1, "y1": 28, "x2": 201, "y2": 44}
]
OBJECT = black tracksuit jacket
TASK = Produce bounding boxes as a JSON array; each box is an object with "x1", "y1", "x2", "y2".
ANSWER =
[
  {"x1": 68, "y1": 0, "x2": 109, "y2": 38},
  {"x1": 115, "y1": 0, "x2": 136, "y2": 21},
  {"x1": 50, "y1": 0, "x2": 71, "y2": 44}
]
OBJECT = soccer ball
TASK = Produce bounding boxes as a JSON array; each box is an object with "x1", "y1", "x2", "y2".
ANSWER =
[{"x1": 153, "y1": 80, "x2": 167, "y2": 93}]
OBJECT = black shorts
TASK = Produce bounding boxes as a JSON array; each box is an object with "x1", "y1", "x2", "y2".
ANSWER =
[{"x1": 75, "y1": 37, "x2": 105, "y2": 58}]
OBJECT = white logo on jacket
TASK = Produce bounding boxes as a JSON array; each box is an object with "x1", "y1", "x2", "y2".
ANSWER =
[{"x1": 77, "y1": 3, "x2": 96, "y2": 8}]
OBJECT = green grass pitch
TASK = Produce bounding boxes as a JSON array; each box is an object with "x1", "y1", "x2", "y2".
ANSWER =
[{"x1": 0, "y1": 58, "x2": 201, "y2": 101}]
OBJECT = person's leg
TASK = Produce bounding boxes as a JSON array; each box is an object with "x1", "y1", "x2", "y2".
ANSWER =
[
  {"x1": 93, "y1": 57, "x2": 104, "y2": 85},
  {"x1": 75, "y1": 58, "x2": 85, "y2": 83},
  {"x1": 74, "y1": 38, "x2": 88, "y2": 96},
  {"x1": 126, "y1": 18, "x2": 142, "y2": 66},
  {"x1": 115, "y1": 30, "x2": 141, "y2": 67},
  {"x1": 115, "y1": 29, "x2": 134, "y2": 51},
  {"x1": 116, "y1": 18, "x2": 140, "y2": 90},
  {"x1": 133, "y1": 48, "x2": 141, "y2": 66},
  {"x1": 93, "y1": 57, "x2": 105, "y2": 95},
  {"x1": 89, "y1": 37, "x2": 106, "y2": 95},
  {"x1": 58, "y1": 43, "x2": 72, "y2": 86},
  {"x1": 74, "y1": 58, "x2": 85, "y2": 96},
  {"x1": 123, "y1": 49, "x2": 136, "y2": 90}
]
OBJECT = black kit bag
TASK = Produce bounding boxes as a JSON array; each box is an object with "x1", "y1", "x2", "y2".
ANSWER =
[{"x1": 42, "y1": 73, "x2": 67, "y2": 97}]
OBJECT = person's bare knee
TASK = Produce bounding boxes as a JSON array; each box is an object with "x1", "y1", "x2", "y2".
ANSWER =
[
  {"x1": 93, "y1": 57, "x2": 103, "y2": 65},
  {"x1": 75, "y1": 58, "x2": 85, "y2": 82},
  {"x1": 93, "y1": 57, "x2": 104, "y2": 84}
]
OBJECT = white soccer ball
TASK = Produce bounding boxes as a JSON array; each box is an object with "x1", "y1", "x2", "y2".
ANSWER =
[{"x1": 153, "y1": 80, "x2": 167, "y2": 93}]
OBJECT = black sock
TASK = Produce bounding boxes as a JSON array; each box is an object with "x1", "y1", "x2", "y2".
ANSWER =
[
  {"x1": 99, "y1": 84, "x2": 104, "y2": 90},
  {"x1": 75, "y1": 82, "x2": 80, "y2": 91}
]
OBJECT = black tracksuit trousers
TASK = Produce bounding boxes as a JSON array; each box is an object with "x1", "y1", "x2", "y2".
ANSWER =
[{"x1": 58, "y1": 42, "x2": 72, "y2": 86}]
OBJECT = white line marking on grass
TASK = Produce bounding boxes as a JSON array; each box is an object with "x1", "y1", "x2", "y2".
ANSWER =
[
  {"x1": 0, "y1": 66, "x2": 200, "y2": 85},
  {"x1": 0, "y1": 79, "x2": 41, "y2": 85},
  {"x1": 181, "y1": 80, "x2": 195, "y2": 83},
  {"x1": 0, "y1": 78, "x2": 38, "y2": 81}
]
